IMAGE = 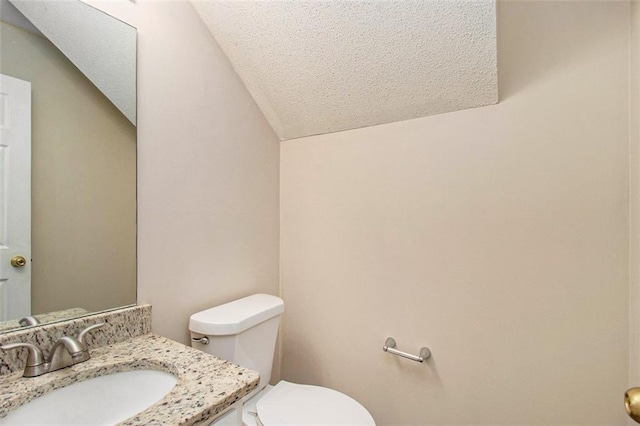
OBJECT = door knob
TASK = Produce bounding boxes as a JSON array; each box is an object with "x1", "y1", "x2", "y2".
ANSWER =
[
  {"x1": 625, "y1": 387, "x2": 640, "y2": 423},
  {"x1": 10, "y1": 255, "x2": 27, "y2": 268}
]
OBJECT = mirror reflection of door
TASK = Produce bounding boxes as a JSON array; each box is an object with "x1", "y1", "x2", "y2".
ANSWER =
[{"x1": 0, "y1": 73, "x2": 31, "y2": 321}]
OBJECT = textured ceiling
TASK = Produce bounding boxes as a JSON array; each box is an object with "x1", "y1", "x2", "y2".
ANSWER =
[
  {"x1": 192, "y1": 0, "x2": 497, "y2": 140},
  {"x1": 0, "y1": 0, "x2": 41, "y2": 35},
  {"x1": 7, "y1": 0, "x2": 137, "y2": 125}
]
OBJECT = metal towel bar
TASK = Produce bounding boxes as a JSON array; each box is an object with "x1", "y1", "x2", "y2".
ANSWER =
[{"x1": 383, "y1": 337, "x2": 431, "y2": 363}]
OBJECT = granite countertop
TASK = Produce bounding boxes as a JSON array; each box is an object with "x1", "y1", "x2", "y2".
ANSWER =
[
  {"x1": 0, "y1": 307, "x2": 90, "y2": 333},
  {"x1": 0, "y1": 333, "x2": 260, "y2": 425}
]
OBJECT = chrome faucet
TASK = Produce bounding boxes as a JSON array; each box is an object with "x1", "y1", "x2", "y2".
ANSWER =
[
  {"x1": 18, "y1": 316, "x2": 40, "y2": 327},
  {"x1": 0, "y1": 323, "x2": 104, "y2": 377}
]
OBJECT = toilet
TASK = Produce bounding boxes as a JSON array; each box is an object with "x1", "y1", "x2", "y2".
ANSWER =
[{"x1": 189, "y1": 294, "x2": 375, "y2": 426}]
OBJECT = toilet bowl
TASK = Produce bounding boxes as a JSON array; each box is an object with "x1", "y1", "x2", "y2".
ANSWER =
[{"x1": 189, "y1": 294, "x2": 375, "y2": 426}]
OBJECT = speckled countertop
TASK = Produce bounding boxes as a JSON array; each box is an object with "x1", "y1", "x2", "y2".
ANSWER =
[
  {"x1": 0, "y1": 333, "x2": 260, "y2": 425},
  {"x1": 0, "y1": 307, "x2": 90, "y2": 333}
]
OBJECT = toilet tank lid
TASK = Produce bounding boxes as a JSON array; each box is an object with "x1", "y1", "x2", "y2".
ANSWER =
[{"x1": 189, "y1": 294, "x2": 284, "y2": 336}]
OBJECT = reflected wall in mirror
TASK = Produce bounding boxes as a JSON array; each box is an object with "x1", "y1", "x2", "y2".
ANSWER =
[{"x1": 0, "y1": 0, "x2": 136, "y2": 333}]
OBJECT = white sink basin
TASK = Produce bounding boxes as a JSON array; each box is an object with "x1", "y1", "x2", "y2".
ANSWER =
[{"x1": 1, "y1": 369, "x2": 177, "y2": 425}]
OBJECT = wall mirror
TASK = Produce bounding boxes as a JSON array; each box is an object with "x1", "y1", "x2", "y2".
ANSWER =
[{"x1": 0, "y1": 0, "x2": 136, "y2": 333}]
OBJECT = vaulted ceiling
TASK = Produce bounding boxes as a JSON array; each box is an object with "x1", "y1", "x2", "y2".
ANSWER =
[{"x1": 192, "y1": 0, "x2": 498, "y2": 140}]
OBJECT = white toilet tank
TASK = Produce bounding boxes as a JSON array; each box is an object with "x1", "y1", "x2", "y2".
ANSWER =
[{"x1": 189, "y1": 294, "x2": 284, "y2": 393}]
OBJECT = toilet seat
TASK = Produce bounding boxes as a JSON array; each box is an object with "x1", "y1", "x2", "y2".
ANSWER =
[{"x1": 256, "y1": 381, "x2": 375, "y2": 425}]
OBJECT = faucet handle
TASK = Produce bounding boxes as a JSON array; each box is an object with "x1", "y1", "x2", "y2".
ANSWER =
[
  {"x1": 1, "y1": 342, "x2": 46, "y2": 377},
  {"x1": 77, "y1": 323, "x2": 104, "y2": 348}
]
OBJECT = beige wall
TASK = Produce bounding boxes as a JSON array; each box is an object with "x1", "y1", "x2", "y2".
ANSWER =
[
  {"x1": 281, "y1": 2, "x2": 630, "y2": 424},
  {"x1": 86, "y1": 0, "x2": 281, "y2": 344},
  {"x1": 631, "y1": 0, "x2": 639, "y2": 398},
  {"x1": 0, "y1": 22, "x2": 136, "y2": 315}
]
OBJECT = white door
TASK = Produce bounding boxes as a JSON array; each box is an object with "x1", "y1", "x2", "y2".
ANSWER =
[{"x1": 0, "y1": 74, "x2": 31, "y2": 321}]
